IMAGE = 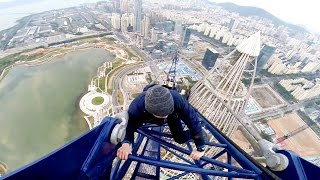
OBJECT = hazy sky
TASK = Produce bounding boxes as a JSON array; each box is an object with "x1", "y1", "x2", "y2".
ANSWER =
[
  {"x1": 211, "y1": 0, "x2": 319, "y2": 33},
  {"x1": 0, "y1": 0, "x2": 319, "y2": 33}
]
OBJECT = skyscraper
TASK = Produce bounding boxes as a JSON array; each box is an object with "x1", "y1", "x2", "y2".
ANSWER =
[
  {"x1": 141, "y1": 15, "x2": 150, "y2": 37},
  {"x1": 134, "y1": 0, "x2": 142, "y2": 33},
  {"x1": 120, "y1": 0, "x2": 128, "y2": 12},
  {"x1": 181, "y1": 27, "x2": 191, "y2": 48},
  {"x1": 202, "y1": 48, "x2": 219, "y2": 70},
  {"x1": 111, "y1": 13, "x2": 121, "y2": 30},
  {"x1": 120, "y1": 14, "x2": 129, "y2": 32},
  {"x1": 257, "y1": 43, "x2": 276, "y2": 72},
  {"x1": 151, "y1": 28, "x2": 157, "y2": 43},
  {"x1": 174, "y1": 20, "x2": 182, "y2": 35},
  {"x1": 228, "y1": 18, "x2": 239, "y2": 30}
]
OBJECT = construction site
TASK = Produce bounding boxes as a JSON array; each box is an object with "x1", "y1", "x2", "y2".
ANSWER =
[{"x1": 268, "y1": 113, "x2": 320, "y2": 157}]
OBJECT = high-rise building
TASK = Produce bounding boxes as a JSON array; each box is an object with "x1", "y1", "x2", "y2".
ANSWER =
[
  {"x1": 228, "y1": 18, "x2": 239, "y2": 30},
  {"x1": 128, "y1": 13, "x2": 134, "y2": 27},
  {"x1": 120, "y1": 14, "x2": 129, "y2": 32},
  {"x1": 141, "y1": 36, "x2": 147, "y2": 49},
  {"x1": 257, "y1": 43, "x2": 276, "y2": 72},
  {"x1": 141, "y1": 15, "x2": 150, "y2": 37},
  {"x1": 112, "y1": 0, "x2": 120, "y2": 11},
  {"x1": 151, "y1": 28, "x2": 157, "y2": 43},
  {"x1": 202, "y1": 48, "x2": 219, "y2": 70},
  {"x1": 111, "y1": 13, "x2": 121, "y2": 30},
  {"x1": 181, "y1": 27, "x2": 191, "y2": 48},
  {"x1": 134, "y1": 0, "x2": 142, "y2": 32},
  {"x1": 174, "y1": 20, "x2": 182, "y2": 35},
  {"x1": 120, "y1": 0, "x2": 128, "y2": 12}
]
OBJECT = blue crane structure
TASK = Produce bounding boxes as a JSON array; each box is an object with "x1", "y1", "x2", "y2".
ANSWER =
[{"x1": 1, "y1": 115, "x2": 319, "y2": 180}]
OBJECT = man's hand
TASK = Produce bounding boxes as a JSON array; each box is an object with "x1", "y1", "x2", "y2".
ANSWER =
[
  {"x1": 190, "y1": 150, "x2": 205, "y2": 160},
  {"x1": 117, "y1": 143, "x2": 132, "y2": 160}
]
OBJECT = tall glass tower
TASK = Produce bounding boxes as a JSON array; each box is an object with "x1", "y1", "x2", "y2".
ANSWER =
[
  {"x1": 257, "y1": 43, "x2": 276, "y2": 72},
  {"x1": 181, "y1": 27, "x2": 191, "y2": 48},
  {"x1": 134, "y1": 0, "x2": 142, "y2": 33},
  {"x1": 202, "y1": 47, "x2": 219, "y2": 70}
]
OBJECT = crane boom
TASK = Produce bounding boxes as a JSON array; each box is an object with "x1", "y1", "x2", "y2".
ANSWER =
[{"x1": 276, "y1": 117, "x2": 320, "y2": 143}]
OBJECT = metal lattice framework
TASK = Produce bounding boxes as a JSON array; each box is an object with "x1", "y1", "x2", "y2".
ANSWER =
[
  {"x1": 110, "y1": 114, "x2": 275, "y2": 180},
  {"x1": 3, "y1": 116, "x2": 319, "y2": 180}
]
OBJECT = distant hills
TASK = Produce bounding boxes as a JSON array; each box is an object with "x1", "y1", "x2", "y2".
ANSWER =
[{"x1": 208, "y1": 1, "x2": 307, "y2": 33}]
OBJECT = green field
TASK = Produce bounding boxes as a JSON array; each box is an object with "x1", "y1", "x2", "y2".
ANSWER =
[{"x1": 92, "y1": 96, "x2": 104, "y2": 105}]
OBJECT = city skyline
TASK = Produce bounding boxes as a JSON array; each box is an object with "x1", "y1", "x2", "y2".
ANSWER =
[
  {"x1": 0, "y1": 0, "x2": 319, "y2": 34},
  {"x1": 211, "y1": 0, "x2": 320, "y2": 33}
]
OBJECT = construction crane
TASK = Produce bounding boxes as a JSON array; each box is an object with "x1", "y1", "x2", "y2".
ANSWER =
[
  {"x1": 165, "y1": 52, "x2": 179, "y2": 89},
  {"x1": 276, "y1": 117, "x2": 320, "y2": 143}
]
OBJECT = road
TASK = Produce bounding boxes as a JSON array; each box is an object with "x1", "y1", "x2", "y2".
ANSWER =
[
  {"x1": 249, "y1": 97, "x2": 320, "y2": 121},
  {"x1": 111, "y1": 64, "x2": 143, "y2": 113},
  {"x1": 179, "y1": 53, "x2": 206, "y2": 77}
]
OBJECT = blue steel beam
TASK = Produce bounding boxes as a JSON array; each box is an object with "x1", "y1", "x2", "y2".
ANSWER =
[
  {"x1": 128, "y1": 155, "x2": 258, "y2": 179},
  {"x1": 137, "y1": 129, "x2": 254, "y2": 173},
  {"x1": 201, "y1": 117, "x2": 264, "y2": 174},
  {"x1": 160, "y1": 145, "x2": 196, "y2": 165},
  {"x1": 114, "y1": 134, "x2": 145, "y2": 179},
  {"x1": 200, "y1": 149, "x2": 227, "y2": 168}
]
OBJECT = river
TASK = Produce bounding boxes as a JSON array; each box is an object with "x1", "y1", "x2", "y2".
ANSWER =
[{"x1": 0, "y1": 48, "x2": 113, "y2": 172}]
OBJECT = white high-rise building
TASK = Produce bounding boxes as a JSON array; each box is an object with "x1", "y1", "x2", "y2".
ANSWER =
[
  {"x1": 121, "y1": 14, "x2": 129, "y2": 32},
  {"x1": 174, "y1": 20, "x2": 182, "y2": 35},
  {"x1": 151, "y1": 28, "x2": 157, "y2": 43},
  {"x1": 111, "y1": 13, "x2": 121, "y2": 30},
  {"x1": 128, "y1": 13, "x2": 135, "y2": 28},
  {"x1": 141, "y1": 15, "x2": 150, "y2": 37},
  {"x1": 120, "y1": 0, "x2": 128, "y2": 12}
]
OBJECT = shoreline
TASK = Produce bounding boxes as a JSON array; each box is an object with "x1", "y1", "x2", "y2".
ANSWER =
[
  {"x1": 0, "y1": 38, "x2": 135, "y2": 139},
  {"x1": 0, "y1": 45, "x2": 94, "y2": 82}
]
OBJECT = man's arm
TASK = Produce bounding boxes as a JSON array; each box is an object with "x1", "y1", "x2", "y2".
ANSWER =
[
  {"x1": 117, "y1": 94, "x2": 144, "y2": 160},
  {"x1": 172, "y1": 91, "x2": 206, "y2": 148},
  {"x1": 123, "y1": 95, "x2": 144, "y2": 144}
]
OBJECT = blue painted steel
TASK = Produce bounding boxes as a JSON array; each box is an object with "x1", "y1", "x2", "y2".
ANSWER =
[
  {"x1": 113, "y1": 134, "x2": 144, "y2": 179},
  {"x1": 137, "y1": 128, "x2": 254, "y2": 173},
  {"x1": 160, "y1": 145, "x2": 196, "y2": 165},
  {"x1": 81, "y1": 117, "x2": 118, "y2": 179},
  {"x1": 200, "y1": 149, "x2": 227, "y2": 168},
  {"x1": 206, "y1": 141, "x2": 227, "y2": 148},
  {"x1": 2, "y1": 115, "x2": 320, "y2": 180},
  {"x1": 199, "y1": 115, "x2": 264, "y2": 174},
  {"x1": 128, "y1": 155, "x2": 259, "y2": 179},
  {"x1": 273, "y1": 150, "x2": 319, "y2": 180},
  {"x1": 2, "y1": 117, "x2": 116, "y2": 180},
  {"x1": 131, "y1": 126, "x2": 162, "y2": 179},
  {"x1": 186, "y1": 141, "x2": 211, "y2": 180}
]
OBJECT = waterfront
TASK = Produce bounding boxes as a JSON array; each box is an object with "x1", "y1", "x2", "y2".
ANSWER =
[
  {"x1": 0, "y1": 0, "x2": 102, "y2": 31},
  {"x1": 0, "y1": 48, "x2": 113, "y2": 172}
]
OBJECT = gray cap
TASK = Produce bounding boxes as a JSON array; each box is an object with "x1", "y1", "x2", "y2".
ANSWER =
[{"x1": 145, "y1": 85, "x2": 174, "y2": 117}]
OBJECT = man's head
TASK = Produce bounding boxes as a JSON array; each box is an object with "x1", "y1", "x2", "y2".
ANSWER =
[{"x1": 145, "y1": 85, "x2": 174, "y2": 117}]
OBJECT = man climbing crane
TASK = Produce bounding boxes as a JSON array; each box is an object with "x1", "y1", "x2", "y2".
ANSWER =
[{"x1": 117, "y1": 84, "x2": 206, "y2": 161}]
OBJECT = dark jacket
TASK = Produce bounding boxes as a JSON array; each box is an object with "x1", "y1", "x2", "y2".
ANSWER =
[{"x1": 123, "y1": 88, "x2": 205, "y2": 148}]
